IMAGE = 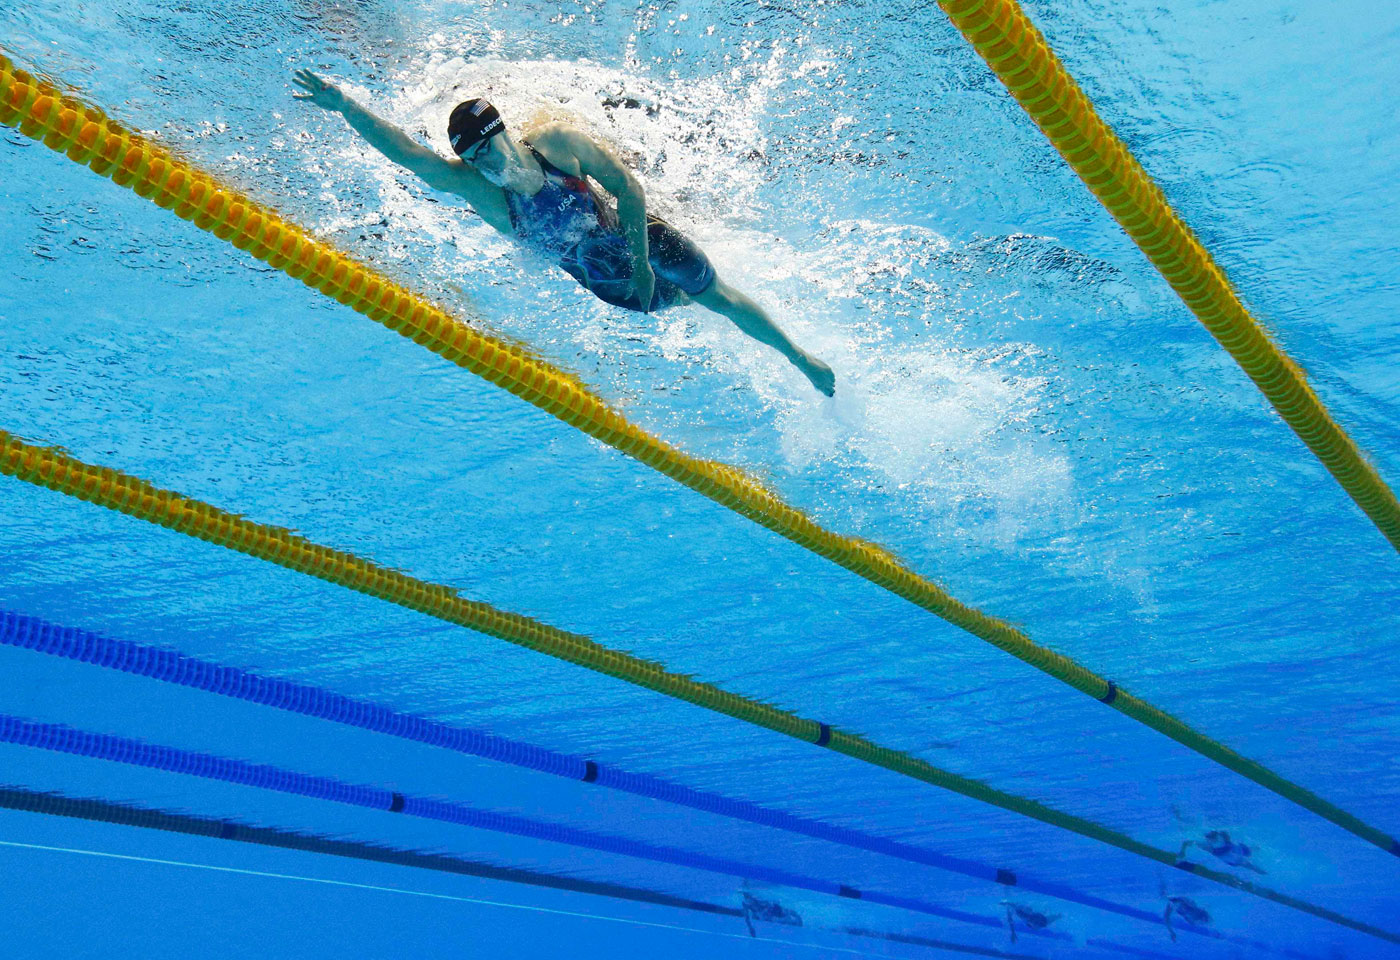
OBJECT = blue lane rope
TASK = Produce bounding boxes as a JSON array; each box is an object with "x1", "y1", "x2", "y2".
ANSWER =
[
  {"x1": 0, "y1": 711, "x2": 1069, "y2": 940},
  {"x1": 0, "y1": 609, "x2": 1166, "y2": 931}
]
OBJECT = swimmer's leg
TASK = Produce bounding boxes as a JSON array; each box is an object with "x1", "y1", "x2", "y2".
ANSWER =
[
  {"x1": 646, "y1": 218, "x2": 833, "y2": 395},
  {"x1": 691, "y1": 277, "x2": 836, "y2": 396}
]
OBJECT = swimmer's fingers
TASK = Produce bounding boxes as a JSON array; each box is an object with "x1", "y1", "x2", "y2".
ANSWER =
[
  {"x1": 292, "y1": 70, "x2": 335, "y2": 95},
  {"x1": 629, "y1": 262, "x2": 656, "y2": 309},
  {"x1": 292, "y1": 70, "x2": 344, "y2": 109},
  {"x1": 291, "y1": 72, "x2": 318, "y2": 100}
]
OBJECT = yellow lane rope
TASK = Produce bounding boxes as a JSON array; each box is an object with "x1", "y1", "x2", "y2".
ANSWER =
[
  {"x1": 932, "y1": 0, "x2": 1400, "y2": 555},
  {"x1": 2, "y1": 429, "x2": 1395, "y2": 944},
  {"x1": 1, "y1": 52, "x2": 1395, "y2": 859}
]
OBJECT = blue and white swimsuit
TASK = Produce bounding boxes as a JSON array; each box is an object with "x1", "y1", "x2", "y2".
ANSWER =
[{"x1": 504, "y1": 144, "x2": 715, "y2": 313}]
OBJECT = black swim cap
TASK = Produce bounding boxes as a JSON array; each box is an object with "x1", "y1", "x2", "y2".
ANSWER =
[{"x1": 448, "y1": 99, "x2": 504, "y2": 156}]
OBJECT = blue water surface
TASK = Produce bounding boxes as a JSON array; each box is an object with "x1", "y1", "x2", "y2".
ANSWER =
[{"x1": 0, "y1": 0, "x2": 1397, "y2": 957}]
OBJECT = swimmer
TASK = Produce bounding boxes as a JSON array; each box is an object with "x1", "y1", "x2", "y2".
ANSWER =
[
  {"x1": 291, "y1": 70, "x2": 836, "y2": 396},
  {"x1": 740, "y1": 892, "x2": 803, "y2": 937},
  {"x1": 1163, "y1": 896, "x2": 1211, "y2": 942},
  {"x1": 1001, "y1": 901, "x2": 1059, "y2": 944},
  {"x1": 1177, "y1": 830, "x2": 1265, "y2": 874}
]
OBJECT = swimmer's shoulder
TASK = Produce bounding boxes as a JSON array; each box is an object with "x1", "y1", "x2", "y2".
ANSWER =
[{"x1": 526, "y1": 121, "x2": 599, "y2": 177}]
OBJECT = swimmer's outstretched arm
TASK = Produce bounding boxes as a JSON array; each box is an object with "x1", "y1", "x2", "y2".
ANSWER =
[{"x1": 291, "y1": 69, "x2": 511, "y2": 232}]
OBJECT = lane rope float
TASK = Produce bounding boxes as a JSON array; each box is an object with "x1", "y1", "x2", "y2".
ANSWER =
[
  {"x1": 1, "y1": 50, "x2": 1393, "y2": 861},
  {"x1": 930, "y1": 4, "x2": 1400, "y2": 549},
  {"x1": 0, "y1": 432, "x2": 1394, "y2": 945}
]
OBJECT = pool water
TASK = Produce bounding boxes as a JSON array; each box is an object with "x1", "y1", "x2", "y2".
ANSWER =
[{"x1": 0, "y1": 1, "x2": 1397, "y2": 957}]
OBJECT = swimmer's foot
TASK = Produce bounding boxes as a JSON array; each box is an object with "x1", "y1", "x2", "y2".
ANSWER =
[{"x1": 795, "y1": 352, "x2": 836, "y2": 396}]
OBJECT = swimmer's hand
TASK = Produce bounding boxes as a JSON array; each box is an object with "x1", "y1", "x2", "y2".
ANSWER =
[
  {"x1": 292, "y1": 69, "x2": 347, "y2": 112},
  {"x1": 630, "y1": 262, "x2": 656, "y2": 311}
]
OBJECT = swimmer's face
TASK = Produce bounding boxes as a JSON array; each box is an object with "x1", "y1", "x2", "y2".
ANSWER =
[
  {"x1": 466, "y1": 136, "x2": 508, "y2": 183},
  {"x1": 470, "y1": 137, "x2": 533, "y2": 189},
  {"x1": 462, "y1": 135, "x2": 496, "y2": 165}
]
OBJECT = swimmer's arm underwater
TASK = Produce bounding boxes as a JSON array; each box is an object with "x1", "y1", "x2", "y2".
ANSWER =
[
  {"x1": 531, "y1": 123, "x2": 656, "y2": 308},
  {"x1": 292, "y1": 69, "x2": 511, "y2": 232},
  {"x1": 532, "y1": 125, "x2": 835, "y2": 396}
]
